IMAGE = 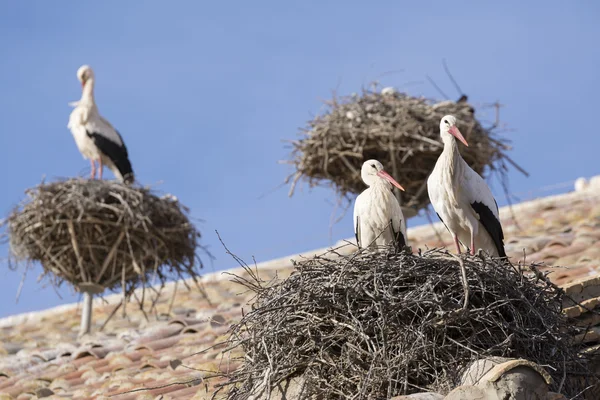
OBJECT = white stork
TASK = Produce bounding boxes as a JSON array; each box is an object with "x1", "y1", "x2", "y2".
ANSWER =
[
  {"x1": 427, "y1": 115, "x2": 507, "y2": 258},
  {"x1": 353, "y1": 160, "x2": 408, "y2": 251},
  {"x1": 68, "y1": 65, "x2": 134, "y2": 184}
]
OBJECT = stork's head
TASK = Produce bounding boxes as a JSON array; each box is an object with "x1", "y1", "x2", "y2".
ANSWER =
[
  {"x1": 76, "y1": 65, "x2": 94, "y2": 88},
  {"x1": 361, "y1": 160, "x2": 405, "y2": 191},
  {"x1": 440, "y1": 115, "x2": 469, "y2": 147}
]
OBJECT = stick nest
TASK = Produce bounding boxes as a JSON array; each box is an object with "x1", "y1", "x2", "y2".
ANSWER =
[
  {"x1": 3, "y1": 179, "x2": 203, "y2": 293},
  {"x1": 222, "y1": 249, "x2": 590, "y2": 399},
  {"x1": 285, "y1": 86, "x2": 522, "y2": 211}
]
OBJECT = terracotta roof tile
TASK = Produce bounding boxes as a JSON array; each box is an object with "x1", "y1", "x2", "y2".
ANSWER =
[{"x1": 0, "y1": 177, "x2": 598, "y2": 398}]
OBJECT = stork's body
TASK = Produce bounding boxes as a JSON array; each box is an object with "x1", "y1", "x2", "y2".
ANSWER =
[
  {"x1": 68, "y1": 65, "x2": 134, "y2": 184},
  {"x1": 427, "y1": 115, "x2": 506, "y2": 257},
  {"x1": 353, "y1": 160, "x2": 408, "y2": 251}
]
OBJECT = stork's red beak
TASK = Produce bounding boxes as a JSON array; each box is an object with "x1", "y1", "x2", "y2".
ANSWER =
[
  {"x1": 377, "y1": 170, "x2": 405, "y2": 191},
  {"x1": 449, "y1": 125, "x2": 469, "y2": 147}
]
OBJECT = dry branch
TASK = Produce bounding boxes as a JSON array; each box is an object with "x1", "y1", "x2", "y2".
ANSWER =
[
  {"x1": 285, "y1": 85, "x2": 526, "y2": 212},
  {"x1": 3, "y1": 179, "x2": 203, "y2": 296},
  {"x1": 220, "y1": 248, "x2": 591, "y2": 399}
]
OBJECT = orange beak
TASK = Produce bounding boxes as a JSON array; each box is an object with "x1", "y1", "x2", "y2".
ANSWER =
[
  {"x1": 377, "y1": 170, "x2": 405, "y2": 191},
  {"x1": 449, "y1": 125, "x2": 469, "y2": 147}
]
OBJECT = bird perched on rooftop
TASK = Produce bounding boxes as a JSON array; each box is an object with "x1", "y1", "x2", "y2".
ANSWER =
[
  {"x1": 381, "y1": 86, "x2": 397, "y2": 96},
  {"x1": 68, "y1": 65, "x2": 134, "y2": 184},
  {"x1": 353, "y1": 160, "x2": 408, "y2": 252},
  {"x1": 427, "y1": 115, "x2": 506, "y2": 258}
]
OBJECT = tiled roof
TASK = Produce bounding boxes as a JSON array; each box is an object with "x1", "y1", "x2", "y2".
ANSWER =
[{"x1": 0, "y1": 175, "x2": 599, "y2": 399}]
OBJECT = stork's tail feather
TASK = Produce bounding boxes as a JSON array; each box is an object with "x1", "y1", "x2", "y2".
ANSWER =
[
  {"x1": 111, "y1": 159, "x2": 134, "y2": 185},
  {"x1": 498, "y1": 245, "x2": 506, "y2": 258},
  {"x1": 123, "y1": 172, "x2": 135, "y2": 185},
  {"x1": 396, "y1": 233, "x2": 407, "y2": 252},
  {"x1": 391, "y1": 220, "x2": 407, "y2": 252},
  {"x1": 497, "y1": 244, "x2": 507, "y2": 259}
]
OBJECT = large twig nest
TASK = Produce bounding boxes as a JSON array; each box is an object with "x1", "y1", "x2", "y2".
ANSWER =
[
  {"x1": 3, "y1": 179, "x2": 203, "y2": 294},
  {"x1": 285, "y1": 86, "x2": 525, "y2": 212},
  {"x1": 221, "y1": 249, "x2": 590, "y2": 399}
]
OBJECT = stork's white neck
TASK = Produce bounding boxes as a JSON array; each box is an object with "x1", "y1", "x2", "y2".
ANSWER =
[
  {"x1": 441, "y1": 136, "x2": 462, "y2": 181},
  {"x1": 80, "y1": 79, "x2": 96, "y2": 105}
]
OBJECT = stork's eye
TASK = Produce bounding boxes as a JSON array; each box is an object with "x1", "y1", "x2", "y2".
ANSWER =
[
  {"x1": 444, "y1": 119, "x2": 449, "y2": 124},
  {"x1": 371, "y1": 164, "x2": 377, "y2": 169}
]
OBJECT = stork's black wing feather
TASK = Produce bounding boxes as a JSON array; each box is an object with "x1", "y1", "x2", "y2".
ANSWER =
[
  {"x1": 390, "y1": 219, "x2": 406, "y2": 252},
  {"x1": 355, "y1": 216, "x2": 361, "y2": 248},
  {"x1": 87, "y1": 130, "x2": 134, "y2": 183},
  {"x1": 436, "y1": 212, "x2": 449, "y2": 231},
  {"x1": 471, "y1": 201, "x2": 506, "y2": 257}
]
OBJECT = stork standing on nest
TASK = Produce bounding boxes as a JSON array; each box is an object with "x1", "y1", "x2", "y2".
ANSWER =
[
  {"x1": 353, "y1": 160, "x2": 408, "y2": 251},
  {"x1": 68, "y1": 65, "x2": 134, "y2": 184},
  {"x1": 427, "y1": 115, "x2": 506, "y2": 258}
]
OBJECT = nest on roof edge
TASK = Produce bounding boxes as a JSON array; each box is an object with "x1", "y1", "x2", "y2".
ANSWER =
[
  {"x1": 284, "y1": 85, "x2": 526, "y2": 213},
  {"x1": 218, "y1": 248, "x2": 593, "y2": 399},
  {"x1": 3, "y1": 178, "x2": 204, "y2": 298}
]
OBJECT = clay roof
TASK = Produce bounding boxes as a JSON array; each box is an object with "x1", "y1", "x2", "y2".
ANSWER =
[{"x1": 0, "y1": 175, "x2": 599, "y2": 399}]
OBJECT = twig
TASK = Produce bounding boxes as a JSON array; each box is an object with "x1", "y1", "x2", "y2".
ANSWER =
[
  {"x1": 108, "y1": 377, "x2": 203, "y2": 397},
  {"x1": 283, "y1": 83, "x2": 527, "y2": 220},
  {"x1": 2, "y1": 178, "x2": 206, "y2": 324},
  {"x1": 216, "y1": 247, "x2": 587, "y2": 398},
  {"x1": 95, "y1": 230, "x2": 125, "y2": 283},
  {"x1": 450, "y1": 253, "x2": 470, "y2": 310},
  {"x1": 67, "y1": 220, "x2": 87, "y2": 281},
  {"x1": 426, "y1": 76, "x2": 449, "y2": 99},
  {"x1": 442, "y1": 59, "x2": 464, "y2": 97}
]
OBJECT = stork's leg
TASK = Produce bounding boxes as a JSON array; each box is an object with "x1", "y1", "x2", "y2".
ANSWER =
[
  {"x1": 454, "y1": 235, "x2": 461, "y2": 254},
  {"x1": 98, "y1": 158, "x2": 103, "y2": 180},
  {"x1": 90, "y1": 159, "x2": 96, "y2": 179},
  {"x1": 469, "y1": 222, "x2": 478, "y2": 256}
]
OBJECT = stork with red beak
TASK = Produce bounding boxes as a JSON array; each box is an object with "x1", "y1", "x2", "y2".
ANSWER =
[
  {"x1": 68, "y1": 65, "x2": 134, "y2": 184},
  {"x1": 427, "y1": 115, "x2": 506, "y2": 258},
  {"x1": 353, "y1": 160, "x2": 408, "y2": 251}
]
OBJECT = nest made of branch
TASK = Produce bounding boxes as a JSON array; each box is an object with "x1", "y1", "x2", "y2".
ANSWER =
[
  {"x1": 4, "y1": 179, "x2": 202, "y2": 293},
  {"x1": 221, "y1": 248, "x2": 590, "y2": 399},
  {"x1": 285, "y1": 86, "x2": 525, "y2": 212}
]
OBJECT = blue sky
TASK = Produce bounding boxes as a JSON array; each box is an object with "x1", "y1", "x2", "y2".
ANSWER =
[{"x1": 0, "y1": 1, "x2": 598, "y2": 317}]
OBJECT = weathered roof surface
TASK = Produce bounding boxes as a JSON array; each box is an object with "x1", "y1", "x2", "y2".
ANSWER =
[{"x1": 0, "y1": 175, "x2": 599, "y2": 399}]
